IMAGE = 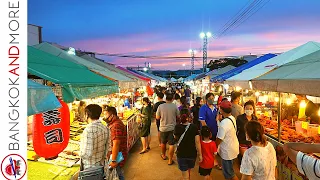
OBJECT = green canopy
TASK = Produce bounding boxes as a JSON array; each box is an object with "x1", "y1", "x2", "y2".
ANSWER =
[
  {"x1": 28, "y1": 46, "x2": 118, "y2": 102},
  {"x1": 33, "y1": 43, "x2": 141, "y2": 90}
]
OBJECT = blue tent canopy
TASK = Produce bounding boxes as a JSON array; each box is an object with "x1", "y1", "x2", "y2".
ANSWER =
[
  {"x1": 211, "y1": 53, "x2": 277, "y2": 82},
  {"x1": 28, "y1": 80, "x2": 61, "y2": 116}
]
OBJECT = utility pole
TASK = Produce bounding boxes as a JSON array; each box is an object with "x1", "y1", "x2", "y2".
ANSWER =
[
  {"x1": 188, "y1": 49, "x2": 196, "y2": 75},
  {"x1": 200, "y1": 32, "x2": 212, "y2": 72}
]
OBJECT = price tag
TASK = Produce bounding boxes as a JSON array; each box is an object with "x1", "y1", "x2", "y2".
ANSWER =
[
  {"x1": 302, "y1": 122, "x2": 308, "y2": 129},
  {"x1": 318, "y1": 126, "x2": 320, "y2": 134}
]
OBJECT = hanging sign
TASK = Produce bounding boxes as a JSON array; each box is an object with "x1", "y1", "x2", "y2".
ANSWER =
[{"x1": 33, "y1": 99, "x2": 70, "y2": 158}]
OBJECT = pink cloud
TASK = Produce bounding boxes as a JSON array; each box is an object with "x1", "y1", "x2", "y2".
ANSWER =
[{"x1": 60, "y1": 30, "x2": 320, "y2": 70}]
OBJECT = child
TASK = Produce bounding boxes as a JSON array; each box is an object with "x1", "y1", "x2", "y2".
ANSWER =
[{"x1": 199, "y1": 126, "x2": 217, "y2": 180}]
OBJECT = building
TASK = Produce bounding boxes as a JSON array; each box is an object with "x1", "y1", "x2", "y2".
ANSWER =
[{"x1": 28, "y1": 24, "x2": 42, "y2": 45}]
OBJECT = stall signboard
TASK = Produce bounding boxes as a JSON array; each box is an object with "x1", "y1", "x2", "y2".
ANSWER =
[{"x1": 33, "y1": 99, "x2": 70, "y2": 158}]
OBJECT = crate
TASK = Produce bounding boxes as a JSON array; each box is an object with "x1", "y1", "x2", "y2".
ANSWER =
[{"x1": 282, "y1": 164, "x2": 292, "y2": 180}]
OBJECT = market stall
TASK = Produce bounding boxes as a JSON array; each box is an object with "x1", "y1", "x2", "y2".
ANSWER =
[
  {"x1": 249, "y1": 48, "x2": 320, "y2": 180},
  {"x1": 27, "y1": 46, "x2": 120, "y2": 179}
]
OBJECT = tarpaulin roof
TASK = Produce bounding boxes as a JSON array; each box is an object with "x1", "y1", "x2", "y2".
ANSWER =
[
  {"x1": 33, "y1": 43, "x2": 139, "y2": 90},
  {"x1": 79, "y1": 54, "x2": 147, "y2": 88},
  {"x1": 252, "y1": 50, "x2": 320, "y2": 96},
  {"x1": 194, "y1": 72, "x2": 207, "y2": 80},
  {"x1": 226, "y1": 41, "x2": 320, "y2": 89},
  {"x1": 206, "y1": 65, "x2": 236, "y2": 78},
  {"x1": 28, "y1": 80, "x2": 61, "y2": 116},
  {"x1": 132, "y1": 70, "x2": 167, "y2": 82},
  {"x1": 184, "y1": 74, "x2": 198, "y2": 82},
  {"x1": 116, "y1": 66, "x2": 151, "y2": 82},
  {"x1": 28, "y1": 46, "x2": 118, "y2": 103},
  {"x1": 211, "y1": 54, "x2": 277, "y2": 82}
]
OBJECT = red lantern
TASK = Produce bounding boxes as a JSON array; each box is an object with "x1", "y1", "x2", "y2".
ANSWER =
[{"x1": 33, "y1": 99, "x2": 70, "y2": 158}]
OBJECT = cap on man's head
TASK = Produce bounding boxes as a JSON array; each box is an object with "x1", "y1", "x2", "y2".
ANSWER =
[{"x1": 220, "y1": 100, "x2": 232, "y2": 109}]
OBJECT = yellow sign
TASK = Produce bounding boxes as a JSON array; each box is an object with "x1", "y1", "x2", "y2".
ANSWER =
[
  {"x1": 302, "y1": 122, "x2": 308, "y2": 129},
  {"x1": 318, "y1": 126, "x2": 320, "y2": 134}
]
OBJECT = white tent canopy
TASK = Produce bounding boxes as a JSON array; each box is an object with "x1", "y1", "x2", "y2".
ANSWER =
[
  {"x1": 252, "y1": 50, "x2": 320, "y2": 96},
  {"x1": 225, "y1": 41, "x2": 320, "y2": 89}
]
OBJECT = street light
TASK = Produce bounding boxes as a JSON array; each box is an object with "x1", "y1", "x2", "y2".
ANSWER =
[
  {"x1": 200, "y1": 32, "x2": 212, "y2": 72},
  {"x1": 143, "y1": 67, "x2": 148, "y2": 72},
  {"x1": 182, "y1": 63, "x2": 186, "y2": 67}
]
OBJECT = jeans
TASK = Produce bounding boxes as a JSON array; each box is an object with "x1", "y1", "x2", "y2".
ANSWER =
[{"x1": 117, "y1": 166, "x2": 125, "y2": 180}]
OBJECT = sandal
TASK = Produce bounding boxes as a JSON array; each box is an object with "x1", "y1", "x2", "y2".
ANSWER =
[
  {"x1": 168, "y1": 160, "x2": 175, "y2": 165},
  {"x1": 160, "y1": 154, "x2": 168, "y2": 160},
  {"x1": 139, "y1": 150, "x2": 147, "y2": 154},
  {"x1": 215, "y1": 165, "x2": 222, "y2": 170}
]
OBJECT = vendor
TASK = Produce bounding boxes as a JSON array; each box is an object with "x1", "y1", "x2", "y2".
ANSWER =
[
  {"x1": 78, "y1": 101, "x2": 86, "y2": 122},
  {"x1": 296, "y1": 94, "x2": 319, "y2": 124}
]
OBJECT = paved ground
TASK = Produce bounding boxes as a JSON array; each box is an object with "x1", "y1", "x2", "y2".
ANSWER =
[{"x1": 124, "y1": 121, "x2": 241, "y2": 180}]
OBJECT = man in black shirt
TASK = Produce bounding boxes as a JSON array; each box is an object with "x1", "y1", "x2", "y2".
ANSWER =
[
  {"x1": 153, "y1": 92, "x2": 166, "y2": 146},
  {"x1": 296, "y1": 95, "x2": 319, "y2": 124}
]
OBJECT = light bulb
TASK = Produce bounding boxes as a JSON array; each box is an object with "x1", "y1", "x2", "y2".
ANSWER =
[
  {"x1": 286, "y1": 99, "x2": 292, "y2": 105},
  {"x1": 300, "y1": 100, "x2": 307, "y2": 108},
  {"x1": 255, "y1": 92, "x2": 260, "y2": 97},
  {"x1": 275, "y1": 97, "x2": 279, "y2": 102}
]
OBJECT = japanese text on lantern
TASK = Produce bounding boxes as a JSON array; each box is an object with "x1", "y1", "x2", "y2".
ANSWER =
[{"x1": 42, "y1": 109, "x2": 64, "y2": 144}]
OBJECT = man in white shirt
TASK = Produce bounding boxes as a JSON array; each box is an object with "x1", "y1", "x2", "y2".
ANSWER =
[
  {"x1": 283, "y1": 143, "x2": 320, "y2": 180},
  {"x1": 216, "y1": 100, "x2": 239, "y2": 180}
]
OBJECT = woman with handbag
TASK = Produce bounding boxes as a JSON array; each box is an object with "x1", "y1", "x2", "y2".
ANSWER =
[
  {"x1": 139, "y1": 97, "x2": 153, "y2": 154},
  {"x1": 174, "y1": 109, "x2": 203, "y2": 180}
]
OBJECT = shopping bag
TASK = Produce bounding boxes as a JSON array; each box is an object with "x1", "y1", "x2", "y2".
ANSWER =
[
  {"x1": 105, "y1": 168, "x2": 120, "y2": 180},
  {"x1": 78, "y1": 166, "x2": 104, "y2": 180},
  {"x1": 108, "y1": 152, "x2": 124, "y2": 165}
]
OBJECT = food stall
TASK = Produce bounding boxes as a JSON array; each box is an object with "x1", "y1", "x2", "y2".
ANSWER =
[{"x1": 250, "y1": 49, "x2": 320, "y2": 180}]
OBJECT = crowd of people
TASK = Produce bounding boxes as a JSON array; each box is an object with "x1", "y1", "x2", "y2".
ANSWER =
[{"x1": 76, "y1": 85, "x2": 320, "y2": 180}]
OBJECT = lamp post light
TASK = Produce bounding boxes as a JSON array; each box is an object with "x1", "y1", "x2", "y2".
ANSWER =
[{"x1": 200, "y1": 32, "x2": 212, "y2": 72}]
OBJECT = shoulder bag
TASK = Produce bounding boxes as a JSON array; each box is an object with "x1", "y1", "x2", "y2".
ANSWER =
[{"x1": 175, "y1": 123, "x2": 191, "y2": 154}]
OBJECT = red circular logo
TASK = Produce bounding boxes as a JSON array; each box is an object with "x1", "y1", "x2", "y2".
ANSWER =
[{"x1": 1, "y1": 154, "x2": 27, "y2": 180}]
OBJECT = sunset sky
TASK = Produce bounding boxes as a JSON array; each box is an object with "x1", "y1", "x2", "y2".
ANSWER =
[{"x1": 28, "y1": 0, "x2": 320, "y2": 70}]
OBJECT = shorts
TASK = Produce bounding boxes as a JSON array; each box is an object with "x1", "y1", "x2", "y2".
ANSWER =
[
  {"x1": 177, "y1": 158, "x2": 196, "y2": 171},
  {"x1": 199, "y1": 167, "x2": 212, "y2": 176},
  {"x1": 160, "y1": 131, "x2": 175, "y2": 145},
  {"x1": 156, "y1": 120, "x2": 160, "y2": 132},
  {"x1": 221, "y1": 159, "x2": 236, "y2": 179}
]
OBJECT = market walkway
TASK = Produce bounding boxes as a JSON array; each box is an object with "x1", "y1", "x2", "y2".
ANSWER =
[{"x1": 124, "y1": 121, "x2": 241, "y2": 180}]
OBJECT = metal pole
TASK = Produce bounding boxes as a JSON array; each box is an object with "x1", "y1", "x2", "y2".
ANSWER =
[
  {"x1": 203, "y1": 36, "x2": 208, "y2": 72},
  {"x1": 191, "y1": 50, "x2": 195, "y2": 74},
  {"x1": 277, "y1": 92, "x2": 282, "y2": 142}
]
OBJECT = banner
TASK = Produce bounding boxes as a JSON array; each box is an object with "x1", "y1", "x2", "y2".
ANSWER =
[{"x1": 0, "y1": 0, "x2": 27, "y2": 180}]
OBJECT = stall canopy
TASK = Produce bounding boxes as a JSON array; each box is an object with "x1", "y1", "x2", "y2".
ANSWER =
[
  {"x1": 252, "y1": 50, "x2": 320, "y2": 96},
  {"x1": 80, "y1": 55, "x2": 147, "y2": 87},
  {"x1": 28, "y1": 46, "x2": 118, "y2": 103},
  {"x1": 116, "y1": 66, "x2": 151, "y2": 82},
  {"x1": 206, "y1": 65, "x2": 235, "y2": 79},
  {"x1": 131, "y1": 70, "x2": 167, "y2": 82},
  {"x1": 184, "y1": 74, "x2": 198, "y2": 82},
  {"x1": 33, "y1": 43, "x2": 138, "y2": 90},
  {"x1": 226, "y1": 41, "x2": 320, "y2": 88},
  {"x1": 28, "y1": 80, "x2": 61, "y2": 116},
  {"x1": 211, "y1": 54, "x2": 277, "y2": 82},
  {"x1": 194, "y1": 72, "x2": 207, "y2": 81}
]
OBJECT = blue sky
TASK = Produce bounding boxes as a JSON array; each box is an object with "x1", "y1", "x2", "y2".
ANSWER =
[{"x1": 28, "y1": 0, "x2": 320, "y2": 70}]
